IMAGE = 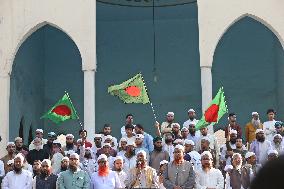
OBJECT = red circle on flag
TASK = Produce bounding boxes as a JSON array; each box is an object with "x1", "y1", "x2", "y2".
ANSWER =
[
  {"x1": 52, "y1": 105, "x2": 71, "y2": 116},
  {"x1": 125, "y1": 86, "x2": 141, "y2": 97},
  {"x1": 204, "y1": 104, "x2": 219, "y2": 122}
]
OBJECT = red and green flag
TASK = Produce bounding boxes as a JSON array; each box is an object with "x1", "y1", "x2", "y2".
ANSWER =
[
  {"x1": 195, "y1": 87, "x2": 228, "y2": 130},
  {"x1": 41, "y1": 93, "x2": 79, "y2": 124},
  {"x1": 108, "y1": 73, "x2": 150, "y2": 104}
]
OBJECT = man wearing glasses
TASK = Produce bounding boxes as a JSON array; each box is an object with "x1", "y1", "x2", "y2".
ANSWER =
[{"x1": 57, "y1": 153, "x2": 90, "y2": 189}]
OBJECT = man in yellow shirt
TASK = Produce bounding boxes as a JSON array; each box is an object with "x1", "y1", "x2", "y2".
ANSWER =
[{"x1": 245, "y1": 112, "x2": 263, "y2": 147}]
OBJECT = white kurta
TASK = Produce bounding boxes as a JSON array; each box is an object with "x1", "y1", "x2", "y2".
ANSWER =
[
  {"x1": 188, "y1": 151, "x2": 202, "y2": 171},
  {"x1": 91, "y1": 171, "x2": 122, "y2": 189},
  {"x1": 115, "y1": 171, "x2": 127, "y2": 188},
  {"x1": 0, "y1": 160, "x2": 4, "y2": 177},
  {"x1": 2, "y1": 170, "x2": 33, "y2": 189},
  {"x1": 51, "y1": 152, "x2": 64, "y2": 174},
  {"x1": 162, "y1": 144, "x2": 174, "y2": 162},
  {"x1": 122, "y1": 155, "x2": 137, "y2": 173},
  {"x1": 263, "y1": 120, "x2": 277, "y2": 141},
  {"x1": 195, "y1": 168, "x2": 224, "y2": 189}
]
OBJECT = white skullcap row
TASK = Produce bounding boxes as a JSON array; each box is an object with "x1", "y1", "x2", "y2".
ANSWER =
[
  {"x1": 42, "y1": 159, "x2": 51, "y2": 167},
  {"x1": 160, "y1": 160, "x2": 169, "y2": 165},
  {"x1": 184, "y1": 139, "x2": 195, "y2": 146},
  {"x1": 255, "y1": 129, "x2": 264, "y2": 134},
  {"x1": 230, "y1": 129, "x2": 238, "y2": 135},
  {"x1": 6, "y1": 142, "x2": 15, "y2": 147},
  {"x1": 252, "y1": 112, "x2": 259, "y2": 116},
  {"x1": 188, "y1": 109, "x2": 195, "y2": 113},
  {"x1": 268, "y1": 149, "x2": 278, "y2": 155},
  {"x1": 245, "y1": 152, "x2": 255, "y2": 159},
  {"x1": 135, "y1": 134, "x2": 144, "y2": 139},
  {"x1": 36, "y1": 129, "x2": 43, "y2": 133},
  {"x1": 167, "y1": 112, "x2": 174, "y2": 116},
  {"x1": 274, "y1": 134, "x2": 282, "y2": 139},
  {"x1": 200, "y1": 151, "x2": 213, "y2": 159},
  {"x1": 174, "y1": 144, "x2": 184, "y2": 151},
  {"x1": 98, "y1": 154, "x2": 108, "y2": 161},
  {"x1": 14, "y1": 153, "x2": 24, "y2": 162},
  {"x1": 66, "y1": 134, "x2": 74, "y2": 138},
  {"x1": 7, "y1": 159, "x2": 14, "y2": 165},
  {"x1": 136, "y1": 150, "x2": 147, "y2": 158}
]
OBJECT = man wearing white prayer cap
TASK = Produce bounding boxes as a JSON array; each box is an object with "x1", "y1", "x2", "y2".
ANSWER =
[
  {"x1": 164, "y1": 143, "x2": 195, "y2": 189},
  {"x1": 29, "y1": 129, "x2": 47, "y2": 150},
  {"x1": 2, "y1": 153, "x2": 33, "y2": 189},
  {"x1": 1, "y1": 142, "x2": 16, "y2": 174},
  {"x1": 245, "y1": 112, "x2": 263, "y2": 146},
  {"x1": 195, "y1": 151, "x2": 224, "y2": 189},
  {"x1": 91, "y1": 154, "x2": 122, "y2": 189},
  {"x1": 135, "y1": 134, "x2": 150, "y2": 160},
  {"x1": 113, "y1": 156, "x2": 127, "y2": 188},
  {"x1": 243, "y1": 151, "x2": 261, "y2": 179},
  {"x1": 91, "y1": 133, "x2": 103, "y2": 159},
  {"x1": 57, "y1": 153, "x2": 90, "y2": 188},
  {"x1": 125, "y1": 150, "x2": 159, "y2": 188},
  {"x1": 62, "y1": 134, "x2": 77, "y2": 152},
  {"x1": 160, "y1": 111, "x2": 180, "y2": 136},
  {"x1": 250, "y1": 128, "x2": 272, "y2": 165},
  {"x1": 183, "y1": 108, "x2": 200, "y2": 129},
  {"x1": 267, "y1": 149, "x2": 278, "y2": 161},
  {"x1": 184, "y1": 139, "x2": 202, "y2": 170},
  {"x1": 80, "y1": 147, "x2": 97, "y2": 176},
  {"x1": 271, "y1": 133, "x2": 284, "y2": 155}
]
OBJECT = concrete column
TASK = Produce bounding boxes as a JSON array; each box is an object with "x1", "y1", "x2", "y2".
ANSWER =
[
  {"x1": 0, "y1": 72, "x2": 10, "y2": 156},
  {"x1": 201, "y1": 66, "x2": 214, "y2": 134},
  {"x1": 83, "y1": 69, "x2": 95, "y2": 143}
]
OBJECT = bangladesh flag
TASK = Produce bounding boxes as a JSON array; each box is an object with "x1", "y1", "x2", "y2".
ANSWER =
[
  {"x1": 195, "y1": 87, "x2": 228, "y2": 130},
  {"x1": 108, "y1": 73, "x2": 150, "y2": 104},
  {"x1": 41, "y1": 93, "x2": 79, "y2": 124}
]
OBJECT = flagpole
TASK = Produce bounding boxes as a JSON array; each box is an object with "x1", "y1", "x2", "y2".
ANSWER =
[{"x1": 65, "y1": 91, "x2": 84, "y2": 130}]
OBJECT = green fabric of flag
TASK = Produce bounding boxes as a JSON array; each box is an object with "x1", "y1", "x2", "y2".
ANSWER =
[
  {"x1": 195, "y1": 87, "x2": 228, "y2": 130},
  {"x1": 108, "y1": 73, "x2": 150, "y2": 104},
  {"x1": 41, "y1": 93, "x2": 79, "y2": 124}
]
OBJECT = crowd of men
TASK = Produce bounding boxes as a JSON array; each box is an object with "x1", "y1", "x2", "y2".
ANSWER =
[{"x1": 0, "y1": 108, "x2": 283, "y2": 189}]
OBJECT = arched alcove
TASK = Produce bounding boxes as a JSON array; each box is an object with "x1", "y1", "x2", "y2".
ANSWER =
[
  {"x1": 10, "y1": 24, "x2": 84, "y2": 143},
  {"x1": 212, "y1": 16, "x2": 284, "y2": 134}
]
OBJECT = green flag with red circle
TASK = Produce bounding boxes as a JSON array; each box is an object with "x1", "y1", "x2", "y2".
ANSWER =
[
  {"x1": 195, "y1": 87, "x2": 228, "y2": 130},
  {"x1": 41, "y1": 93, "x2": 79, "y2": 124},
  {"x1": 108, "y1": 73, "x2": 150, "y2": 104}
]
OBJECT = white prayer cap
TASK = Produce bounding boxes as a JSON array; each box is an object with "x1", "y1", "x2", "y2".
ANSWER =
[
  {"x1": 273, "y1": 134, "x2": 282, "y2": 139},
  {"x1": 255, "y1": 129, "x2": 264, "y2": 134},
  {"x1": 98, "y1": 154, "x2": 108, "y2": 161},
  {"x1": 252, "y1": 112, "x2": 259, "y2": 116},
  {"x1": 70, "y1": 153, "x2": 79, "y2": 160},
  {"x1": 14, "y1": 137, "x2": 22, "y2": 142},
  {"x1": 102, "y1": 143, "x2": 111, "y2": 147},
  {"x1": 136, "y1": 150, "x2": 147, "y2": 158},
  {"x1": 36, "y1": 129, "x2": 43, "y2": 133},
  {"x1": 188, "y1": 109, "x2": 195, "y2": 113},
  {"x1": 184, "y1": 139, "x2": 195, "y2": 146},
  {"x1": 6, "y1": 142, "x2": 15, "y2": 147},
  {"x1": 7, "y1": 159, "x2": 14, "y2": 165},
  {"x1": 42, "y1": 159, "x2": 51, "y2": 167},
  {"x1": 14, "y1": 153, "x2": 24, "y2": 162},
  {"x1": 114, "y1": 156, "x2": 124, "y2": 162},
  {"x1": 66, "y1": 134, "x2": 74, "y2": 138},
  {"x1": 232, "y1": 153, "x2": 242, "y2": 159},
  {"x1": 94, "y1": 134, "x2": 102, "y2": 138},
  {"x1": 181, "y1": 127, "x2": 189, "y2": 131},
  {"x1": 245, "y1": 152, "x2": 256, "y2": 159},
  {"x1": 104, "y1": 135, "x2": 113, "y2": 140},
  {"x1": 53, "y1": 140, "x2": 61, "y2": 144},
  {"x1": 77, "y1": 139, "x2": 82, "y2": 143},
  {"x1": 126, "y1": 141, "x2": 136, "y2": 146},
  {"x1": 167, "y1": 112, "x2": 174, "y2": 116},
  {"x1": 135, "y1": 134, "x2": 144, "y2": 139},
  {"x1": 174, "y1": 144, "x2": 185, "y2": 151},
  {"x1": 268, "y1": 149, "x2": 278, "y2": 155},
  {"x1": 61, "y1": 157, "x2": 69, "y2": 161},
  {"x1": 120, "y1": 137, "x2": 127, "y2": 142},
  {"x1": 160, "y1": 160, "x2": 169, "y2": 165},
  {"x1": 200, "y1": 151, "x2": 213, "y2": 159},
  {"x1": 173, "y1": 139, "x2": 183, "y2": 144},
  {"x1": 172, "y1": 123, "x2": 180, "y2": 128},
  {"x1": 201, "y1": 136, "x2": 210, "y2": 143},
  {"x1": 67, "y1": 150, "x2": 75, "y2": 155},
  {"x1": 224, "y1": 165, "x2": 233, "y2": 172},
  {"x1": 230, "y1": 129, "x2": 238, "y2": 135}
]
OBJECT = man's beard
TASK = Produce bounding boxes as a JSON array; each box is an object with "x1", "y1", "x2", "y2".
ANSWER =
[
  {"x1": 165, "y1": 139, "x2": 172, "y2": 144},
  {"x1": 252, "y1": 119, "x2": 260, "y2": 127},
  {"x1": 174, "y1": 156, "x2": 184, "y2": 164},
  {"x1": 84, "y1": 153, "x2": 92, "y2": 159},
  {"x1": 202, "y1": 163, "x2": 211, "y2": 169},
  {"x1": 154, "y1": 145, "x2": 162, "y2": 152},
  {"x1": 115, "y1": 167, "x2": 122, "y2": 172},
  {"x1": 230, "y1": 139, "x2": 237, "y2": 144},
  {"x1": 98, "y1": 165, "x2": 110, "y2": 177},
  {"x1": 257, "y1": 136, "x2": 265, "y2": 142},
  {"x1": 61, "y1": 165, "x2": 68, "y2": 171},
  {"x1": 41, "y1": 170, "x2": 50, "y2": 177},
  {"x1": 16, "y1": 146, "x2": 22, "y2": 151},
  {"x1": 14, "y1": 166, "x2": 22, "y2": 174},
  {"x1": 66, "y1": 143, "x2": 74, "y2": 148},
  {"x1": 189, "y1": 130, "x2": 195, "y2": 135},
  {"x1": 69, "y1": 164, "x2": 78, "y2": 172}
]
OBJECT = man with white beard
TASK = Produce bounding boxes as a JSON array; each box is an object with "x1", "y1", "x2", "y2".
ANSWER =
[
  {"x1": 2, "y1": 154, "x2": 33, "y2": 189},
  {"x1": 245, "y1": 112, "x2": 263, "y2": 147},
  {"x1": 250, "y1": 129, "x2": 272, "y2": 165},
  {"x1": 195, "y1": 151, "x2": 224, "y2": 189},
  {"x1": 112, "y1": 156, "x2": 127, "y2": 188},
  {"x1": 91, "y1": 154, "x2": 121, "y2": 189},
  {"x1": 270, "y1": 134, "x2": 284, "y2": 155}
]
